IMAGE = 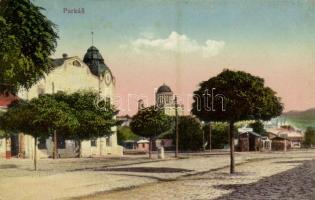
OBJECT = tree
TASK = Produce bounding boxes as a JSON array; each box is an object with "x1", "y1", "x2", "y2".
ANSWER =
[
  {"x1": 0, "y1": 96, "x2": 78, "y2": 170},
  {"x1": 117, "y1": 126, "x2": 139, "y2": 145},
  {"x1": 303, "y1": 127, "x2": 315, "y2": 148},
  {"x1": 192, "y1": 69, "x2": 283, "y2": 173},
  {"x1": 130, "y1": 106, "x2": 172, "y2": 158},
  {"x1": 53, "y1": 91, "x2": 118, "y2": 157},
  {"x1": 0, "y1": 0, "x2": 58, "y2": 94},
  {"x1": 172, "y1": 116, "x2": 203, "y2": 151},
  {"x1": 249, "y1": 121, "x2": 266, "y2": 136},
  {"x1": 203, "y1": 123, "x2": 229, "y2": 149}
]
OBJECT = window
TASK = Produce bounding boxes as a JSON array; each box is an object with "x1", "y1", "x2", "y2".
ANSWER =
[
  {"x1": 55, "y1": 137, "x2": 66, "y2": 149},
  {"x1": 37, "y1": 137, "x2": 47, "y2": 149},
  {"x1": 38, "y1": 87, "x2": 45, "y2": 96},
  {"x1": 106, "y1": 137, "x2": 111, "y2": 147},
  {"x1": 73, "y1": 60, "x2": 81, "y2": 67},
  {"x1": 91, "y1": 139, "x2": 97, "y2": 147},
  {"x1": 142, "y1": 143, "x2": 145, "y2": 148}
]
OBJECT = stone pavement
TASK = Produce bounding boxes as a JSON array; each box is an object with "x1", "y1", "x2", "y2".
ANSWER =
[{"x1": 215, "y1": 160, "x2": 315, "y2": 200}]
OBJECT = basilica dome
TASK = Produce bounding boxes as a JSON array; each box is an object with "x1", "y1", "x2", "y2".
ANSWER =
[{"x1": 157, "y1": 84, "x2": 172, "y2": 94}]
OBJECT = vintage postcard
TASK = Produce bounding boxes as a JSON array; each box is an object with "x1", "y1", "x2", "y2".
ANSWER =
[{"x1": 0, "y1": 0, "x2": 314, "y2": 200}]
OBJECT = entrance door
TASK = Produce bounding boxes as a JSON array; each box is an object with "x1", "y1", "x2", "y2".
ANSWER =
[{"x1": 10, "y1": 135, "x2": 19, "y2": 157}]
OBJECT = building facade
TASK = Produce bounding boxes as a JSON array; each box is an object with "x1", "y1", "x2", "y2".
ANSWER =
[{"x1": 1, "y1": 46, "x2": 123, "y2": 159}]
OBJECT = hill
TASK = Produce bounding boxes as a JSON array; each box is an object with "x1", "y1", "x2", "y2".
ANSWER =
[{"x1": 281, "y1": 108, "x2": 315, "y2": 129}]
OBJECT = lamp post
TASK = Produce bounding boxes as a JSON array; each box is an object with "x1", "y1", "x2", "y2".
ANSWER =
[{"x1": 174, "y1": 96, "x2": 179, "y2": 158}]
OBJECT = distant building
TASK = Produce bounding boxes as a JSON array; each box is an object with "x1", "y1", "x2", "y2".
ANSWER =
[
  {"x1": 266, "y1": 126, "x2": 304, "y2": 149},
  {"x1": 155, "y1": 84, "x2": 184, "y2": 116}
]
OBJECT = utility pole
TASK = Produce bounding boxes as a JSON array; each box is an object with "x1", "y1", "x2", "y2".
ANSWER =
[
  {"x1": 175, "y1": 96, "x2": 179, "y2": 158},
  {"x1": 52, "y1": 82, "x2": 57, "y2": 159},
  {"x1": 209, "y1": 122, "x2": 212, "y2": 152}
]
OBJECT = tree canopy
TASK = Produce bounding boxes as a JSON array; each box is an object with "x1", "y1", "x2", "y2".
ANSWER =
[
  {"x1": 304, "y1": 127, "x2": 315, "y2": 147},
  {"x1": 174, "y1": 116, "x2": 203, "y2": 151},
  {"x1": 130, "y1": 106, "x2": 172, "y2": 158},
  {"x1": 0, "y1": 0, "x2": 58, "y2": 94},
  {"x1": 130, "y1": 106, "x2": 172, "y2": 139},
  {"x1": 192, "y1": 69, "x2": 283, "y2": 123},
  {"x1": 53, "y1": 91, "x2": 118, "y2": 141}
]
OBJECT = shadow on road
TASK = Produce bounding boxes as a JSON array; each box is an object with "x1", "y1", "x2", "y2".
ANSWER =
[{"x1": 94, "y1": 167, "x2": 193, "y2": 173}]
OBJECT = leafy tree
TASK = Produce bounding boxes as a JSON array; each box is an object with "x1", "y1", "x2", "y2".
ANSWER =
[
  {"x1": 249, "y1": 121, "x2": 266, "y2": 136},
  {"x1": 0, "y1": 96, "x2": 77, "y2": 170},
  {"x1": 53, "y1": 91, "x2": 118, "y2": 157},
  {"x1": 0, "y1": 0, "x2": 58, "y2": 94},
  {"x1": 192, "y1": 69, "x2": 283, "y2": 173},
  {"x1": 173, "y1": 116, "x2": 203, "y2": 151},
  {"x1": 303, "y1": 127, "x2": 315, "y2": 148},
  {"x1": 130, "y1": 106, "x2": 172, "y2": 158},
  {"x1": 117, "y1": 126, "x2": 139, "y2": 145},
  {"x1": 203, "y1": 123, "x2": 229, "y2": 149}
]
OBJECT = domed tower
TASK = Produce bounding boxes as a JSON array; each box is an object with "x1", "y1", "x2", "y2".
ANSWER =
[
  {"x1": 83, "y1": 46, "x2": 108, "y2": 77},
  {"x1": 156, "y1": 84, "x2": 174, "y2": 108}
]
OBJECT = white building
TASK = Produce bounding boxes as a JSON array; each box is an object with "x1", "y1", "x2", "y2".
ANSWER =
[
  {"x1": 0, "y1": 46, "x2": 123, "y2": 159},
  {"x1": 155, "y1": 84, "x2": 184, "y2": 116}
]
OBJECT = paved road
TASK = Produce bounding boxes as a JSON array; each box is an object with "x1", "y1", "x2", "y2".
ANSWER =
[
  {"x1": 83, "y1": 156, "x2": 315, "y2": 200},
  {"x1": 216, "y1": 160, "x2": 315, "y2": 200}
]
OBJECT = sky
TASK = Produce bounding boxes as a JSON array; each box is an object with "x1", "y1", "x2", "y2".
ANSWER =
[{"x1": 32, "y1": 0, "x2": 315, "y2": 115}]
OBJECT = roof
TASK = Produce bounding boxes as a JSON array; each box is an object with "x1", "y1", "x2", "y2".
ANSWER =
[
  {"x1": 137, "y1": 139, "x2": 149, "y2": 144},
  {"x1": 52, "y1": 57, "x2": 74, "y2": 67},
  {"x1": 0, "y1": 94, "x2": 18, "y2": 108},
  {"x1": 83, "y1": 46, "x2": 109, "y2": 76},
  {"x1": 266, "y1": 128, "x2": 303, "y2": 138},
  {"x1": 239, "y1": 131, "x2": 261, "y2": 137},
  {"x1": 157, "y1": 84, "x2": 172, "y2": 93}
]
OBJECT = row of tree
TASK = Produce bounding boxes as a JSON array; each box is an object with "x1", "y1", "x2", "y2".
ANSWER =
[
  {"x1": 130, "y1": 69, "x2": 283, "y2": 174},
  {"x1": 0, "y1": 91, "x2": 117, "y2": 170}
]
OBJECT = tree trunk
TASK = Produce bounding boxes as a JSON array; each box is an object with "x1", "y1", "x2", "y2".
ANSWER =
[
  {"x1": 53, "y1": 130, "x2": 58, "y2": 159},
  {"x1": 34, "y1": 137, "x2": 37, "y2": 171},
  {"x1": 229, "y1": 121, "x2": 235, "y2": 174},
  {"x1": 149, "y1": 137, "x2": 152, "y2": 159},
  {"x1": 76, "y1": 140, "x2": 82, "y2": 158}
]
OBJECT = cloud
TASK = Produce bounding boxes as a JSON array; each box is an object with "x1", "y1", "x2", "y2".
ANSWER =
[{"x1": 131, "y1": 31, "x2": 225, "y2": 57}]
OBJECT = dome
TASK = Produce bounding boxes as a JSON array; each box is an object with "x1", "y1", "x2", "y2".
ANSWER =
[
  {"x1": 83, "y1": 46, "x2": 108, "y2": 76},
  {"x1": 157, "y1": 84, "x2": 172, "y2": 93}
]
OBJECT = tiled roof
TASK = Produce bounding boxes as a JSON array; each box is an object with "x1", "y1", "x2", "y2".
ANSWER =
[{"x1": 0, "y1": 94, "x2": 18, "y2": 108}]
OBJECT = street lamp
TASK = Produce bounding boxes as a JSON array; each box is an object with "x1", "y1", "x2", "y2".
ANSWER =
[{"x1": 174, "y1": 96, "x2": 179, "y2": 158}]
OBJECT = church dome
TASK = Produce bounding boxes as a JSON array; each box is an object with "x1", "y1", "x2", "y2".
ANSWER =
[
  {"x1": 157, "y1": 84, "x2": 172, "y2": 93},
  {"x1": 83, "y1": 46, "x2": 108, "y2": 76}
]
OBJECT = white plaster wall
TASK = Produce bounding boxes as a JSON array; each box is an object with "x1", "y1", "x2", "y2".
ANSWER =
[{"x1": 18, "y1": 57, "x2": 122, "y2": 158}]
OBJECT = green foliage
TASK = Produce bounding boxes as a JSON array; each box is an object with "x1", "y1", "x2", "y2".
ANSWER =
[
  {"x1": 0, "y1": 0, "x2": 58, "y2": 93},
  {"x1": 303, "y1": 127, "x2": 315, "y2": 147},
  {"x1": 0, "y1": 91, "x2": 117, "y2": 140},
  {"x1": 52, "y1": 91, "x2": 118, "y2": 140},
  {"x1": 117, "y1": 126, "x2": 139, "y2": 145},
  {"x1": 249, "y1": 121, "x2": 266, "y2": 135},
  {"x1": 192, "y1": 69, "x2": 283, "y2": 123},
  {"x1": 174, "y1": 116, "x2": 203, "y2": 151},
  {"x1": 0, "y1": 96, "x2": 78, "y2": 139},
  {"x1": 130, "y1": 106, "x2": 172, "y2": 139},
  {"x1": 203, "y1": 123, "x2": 229, "y2": 149}
]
